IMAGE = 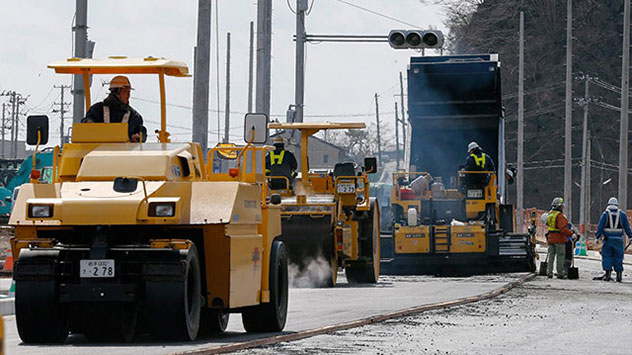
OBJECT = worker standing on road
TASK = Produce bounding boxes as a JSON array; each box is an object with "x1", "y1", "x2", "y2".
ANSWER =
[
  {"x1": 266, "y1": 137, "x2": 298, "y2": 190},
  {"x1": 594, "y1": 197, "x2": 632, "y2": 282},
  {"x1": 82, "y1": 76, "x2": 147, "y2": 142},
  {"x1": 464, "y1": 142, "x2": 496, "y2": 172},
  {"x1": 545, "y1": 197, "x2": 574, "y2": 279}
]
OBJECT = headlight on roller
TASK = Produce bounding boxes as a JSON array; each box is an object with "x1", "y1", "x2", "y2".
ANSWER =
[
  {"x1": 148, "y1": 202, "x2": 175, "y2": 217},
  {"x1": 29, "y1": 204, "x2": 53, "y2": 218}
]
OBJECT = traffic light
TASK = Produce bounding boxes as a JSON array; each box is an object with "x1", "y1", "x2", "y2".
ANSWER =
[{"x1": 388, "y1": 30, "x2": 444, "y2": 49}]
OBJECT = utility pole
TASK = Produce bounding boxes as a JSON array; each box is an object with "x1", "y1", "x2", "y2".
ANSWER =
[
  {"x1": 192, "y1": 0, "x2": 211, "y2": 153},
  {"x1": 294, "y1": 0, "x2": 308, "y2": 123},
  {"x1": 72, "y1": 0, "x2": 88, "y2": 123},
  {"x1": 619, "y1": 0, "x2": 631, "y2": 211},
  {"x1": 224, "y1": 32, "x2": 231, "y2": 143},
  {"x1": 399, "y1": 72, "x2": 407, "y2": 158},
  {"x1": 10, "y1": 92, "x2": 16, "y2": 158},
  {"x1": 248, "y1": 21, "x2": 255, "y2": 113},
  {"x1": 53, "y1": 85, "x2": 71, "y2": 147},
  {"x1": 564, "y1": 0, "x2": 573, "y2": 222},
  {"x1": 395, "y1": 102, "x2": 400, "y2": 170},
  {"x1": 256, "y1": 0, "x2": 272, "y2": 116},
  {"x1": 579, "y1": 76, "x2": 590, "y2": 233},
  {"x1": 1, "y1": 103, "x2": 5, "y2": 158},
  {"x1": 517, "y1": 11, "x2": 525, "y2": 232},
  {"x1": 586, "y1": 133, "x2": 591, "y2": 234},
  {"x1": 374, "y1": 93, "x2": 382, "y2": 166}
]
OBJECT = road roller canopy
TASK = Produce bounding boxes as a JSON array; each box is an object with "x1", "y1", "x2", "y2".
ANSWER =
[{"x1": 47, "y1": 56, "x2": 190, "y2": 143}]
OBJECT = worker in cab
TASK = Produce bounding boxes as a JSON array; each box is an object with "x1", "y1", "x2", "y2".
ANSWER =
[
  {"x1": 82, "y1": 75, "x2": 147, "y2": 142},
  {"x1": 546, "y1": 197, "x2": 574, "y2": 279},
  {"x1": 464, "y1": 141, "x2": 496, "y2": 172},
  {"x1": 265, "y1": 137, "x2": 298, "y2": 190},
  {"x1": 594, "y1": 197, "x2": 632, "y2": 282}
]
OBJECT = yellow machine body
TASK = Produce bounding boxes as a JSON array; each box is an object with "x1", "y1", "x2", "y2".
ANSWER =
[
  {"x1": 382, "y1": 170, "x2": 535, "y2": 275},
  {"x1": 267, "y1": 122, "x2": 380, "y2": 286},
  {"x1": 10, "y1": 57, "x2": 288, "y2": 343}
]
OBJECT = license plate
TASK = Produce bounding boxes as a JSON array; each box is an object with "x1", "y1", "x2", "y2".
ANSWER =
[
  {"x1": 80, "y1": 259, "x2": 115, "y2": 278},
  {"x1": 336, "y1": 183, "x2": 355, "y2": 194},
  {"x1": 467, "y1": 189, "x2": 483, "y2": 198}
]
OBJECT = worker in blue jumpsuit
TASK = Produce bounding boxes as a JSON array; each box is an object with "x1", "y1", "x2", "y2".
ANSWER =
[{"x1": 594, "y1": 197, "x2": 632, "y2": 282}]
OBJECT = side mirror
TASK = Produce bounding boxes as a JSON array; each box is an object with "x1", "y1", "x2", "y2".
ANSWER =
[
  {"x1": 26, "y1": 115, "x2": 49, "y2": 145},
  {"x1": 364, "y1": 157, "x2": 378, "y2": 174},
  {"x1": 244, "y1": 113, "x2": 269, "y2": 144}
]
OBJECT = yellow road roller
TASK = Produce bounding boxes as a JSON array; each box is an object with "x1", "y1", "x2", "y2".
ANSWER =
[
  {"x1": 9, "y1": 57, "x2": 288, "y2": 343},
  {"x1": 267, "y1": 122, "x2": 380, "y2": 287}
]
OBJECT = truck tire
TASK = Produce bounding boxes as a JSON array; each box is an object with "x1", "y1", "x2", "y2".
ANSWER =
[
  {"x1": 346, "y1": 198, "x2": 380, "y2": 284},
  {"x1": 16, "y1": 279, "x2": 68, "y2": 344},
  {"x1": 242, "y1": 240, "x2": 289, "y2": 332},
  {"x1": 145, "y1": 244, "x2": 202, "y2": 341}
]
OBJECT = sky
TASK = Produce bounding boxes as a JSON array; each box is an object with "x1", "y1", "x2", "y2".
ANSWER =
[{"x1": 0, "y1": 0, "x2": 447, "y2": 147}]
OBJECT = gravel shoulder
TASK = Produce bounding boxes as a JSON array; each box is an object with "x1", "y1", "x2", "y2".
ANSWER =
[{"x1": 233, "y1": 257, "x2": 632, "y2": 355}]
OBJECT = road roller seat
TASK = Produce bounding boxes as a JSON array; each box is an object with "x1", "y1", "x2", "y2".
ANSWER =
[{"x1": 333, "y1": 162, "x2": 356, "y2": 179}]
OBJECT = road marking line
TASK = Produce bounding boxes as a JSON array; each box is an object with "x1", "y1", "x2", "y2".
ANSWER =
[{"x1": 172, "y1": 273, "x2": 536, "y2": 355}]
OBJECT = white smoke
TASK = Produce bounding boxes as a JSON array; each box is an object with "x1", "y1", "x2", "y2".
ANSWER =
[{"x1": 288, "y1": 257, "x2": 333, "y2": 288}]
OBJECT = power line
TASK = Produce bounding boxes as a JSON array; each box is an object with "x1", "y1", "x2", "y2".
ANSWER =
[{"x1": 332, "y1": 0, "x2": 424, "y2": 29}]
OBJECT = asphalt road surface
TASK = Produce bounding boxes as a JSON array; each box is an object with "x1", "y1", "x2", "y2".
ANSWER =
[
  {"x1": 230, "y1": 257, "x2": 632, "y2": 355},
  {"x1": 4, "y1": 272, "x2": 526, "y2": 355}
]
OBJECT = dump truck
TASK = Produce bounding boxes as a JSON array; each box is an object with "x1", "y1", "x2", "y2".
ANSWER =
[
  {"x1": 381, "y1": 54, "x2": 536, "y2": 275},
  {"x1": 267, "y1": 123, "x2": 380, "y2": 286},
  {"x1": 10, "y1": 57, "x2": 288, "y2": 343}
]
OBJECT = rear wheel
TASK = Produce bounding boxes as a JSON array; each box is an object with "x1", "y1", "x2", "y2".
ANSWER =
[
  {"x1": 16, "y1": 279, "x2": 68, "y2": 344},
  {"x1": 242, "y1": 240, "x2": 289, "y2": 332},
  {"x1": 145, "y1": 244, "x2": 202, "y2": 341},
  {"x1": 199, "y1": 308, "x2": 230, "y2": 335},
  {"x1": 346, "y1": 198, "x2": 380, "y2": 284}
]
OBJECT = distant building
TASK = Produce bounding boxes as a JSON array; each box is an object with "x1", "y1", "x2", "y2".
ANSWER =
[
  {"x1": 0, "y1": 140, "x2": 28, "y2": 159},
  {"x1": 269, "y1": 131, "x2": 348, "y2": 170}
]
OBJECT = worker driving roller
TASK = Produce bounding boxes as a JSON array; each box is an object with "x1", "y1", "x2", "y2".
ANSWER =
[
  {"x1": 464, "y1": 141, "x2": 496, "y2": 172},
  {"x1": 266, "y1": 136, "x2": 298, "y2": 190},
  {"x1": 82, "y1": 75, "x2": 147, "y2": 142}
]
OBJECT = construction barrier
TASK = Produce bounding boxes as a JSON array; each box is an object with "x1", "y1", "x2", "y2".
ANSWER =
[{"x1": 2, "y1": 245, "x2": 13, "y2": 271}]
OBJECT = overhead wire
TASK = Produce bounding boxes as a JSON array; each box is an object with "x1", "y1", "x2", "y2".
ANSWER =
[{"x1": 332, "y1": 0, "x2": 423, "y2": 29}]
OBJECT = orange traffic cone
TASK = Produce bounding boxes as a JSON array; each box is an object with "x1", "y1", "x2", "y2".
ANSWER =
[{"x1": 3, "y1": 245, "x2": 13, "y2": 271}]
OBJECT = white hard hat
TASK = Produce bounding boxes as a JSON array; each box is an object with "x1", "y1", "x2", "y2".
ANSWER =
[
  {"x1": 273, "y1": 136, "x2": 284, "y2": 145},
  {"x1": 468, "y1": 141, "x2": 480, "y2": 152},
  {"x1": 551, "y1": 197, "x2": 564, "y2": 208},
  {"x1": 608, "y1": 197, "x2": 619, "y2": 206},
  {"x1": 541, "y1": 213, "x2": 549, "y2": 225}
]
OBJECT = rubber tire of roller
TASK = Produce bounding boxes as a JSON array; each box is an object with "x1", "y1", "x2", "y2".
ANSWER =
[
  {"x1": 145, "y1": 244, "x2": 202, "y2": 341},
  {"x1": 345, "y1": 198, "x2": 380, "y2": 284},
  {"x1": 199, "y1": 308, "x2": 230, "y2": 335},
  {"x1": 15, "y1": 279, "x2": 69, "y2": 344},
  {"x1": 242, "y1": 240, "x2": 289, "y2": 332}
]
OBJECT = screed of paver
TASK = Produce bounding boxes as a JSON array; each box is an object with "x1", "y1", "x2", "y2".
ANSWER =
[
  {"x1": 4, "y1": 273, "x2": 526, "y2": 355},
  {"x1": 230, "y1": 258, "x2": 631, "y2": 355}
]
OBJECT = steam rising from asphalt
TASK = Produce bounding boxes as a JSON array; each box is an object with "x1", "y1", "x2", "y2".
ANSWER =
[{"x1": 288, "y1": 257, "x2": 332, "y2": 288}]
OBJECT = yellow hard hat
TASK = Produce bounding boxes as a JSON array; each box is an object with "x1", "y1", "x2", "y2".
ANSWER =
[{"x1": 109, "y1": 75, "x2": 133, "y2": 90}]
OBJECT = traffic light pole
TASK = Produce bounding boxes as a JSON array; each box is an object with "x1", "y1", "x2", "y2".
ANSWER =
[{"x1": 294, "y1": 0, "x2": 307, "y2": 123}]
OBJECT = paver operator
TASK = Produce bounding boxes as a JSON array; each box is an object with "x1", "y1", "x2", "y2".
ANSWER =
[
  {"x1": 82, "y1": 75, "x2": 147, "y2": 142},
  {"x1": 265, "y1": 137, "x2": 298, "y2": 190},
  {"x1": 594, "y1": 197, "x2": 631, "y2": 282},
  {"x1": 545, "y1": 197, "x2": 574, "y2": 279},
  {"x1": 464, "y1": 141, "x2": 496, "y2": 172}
]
